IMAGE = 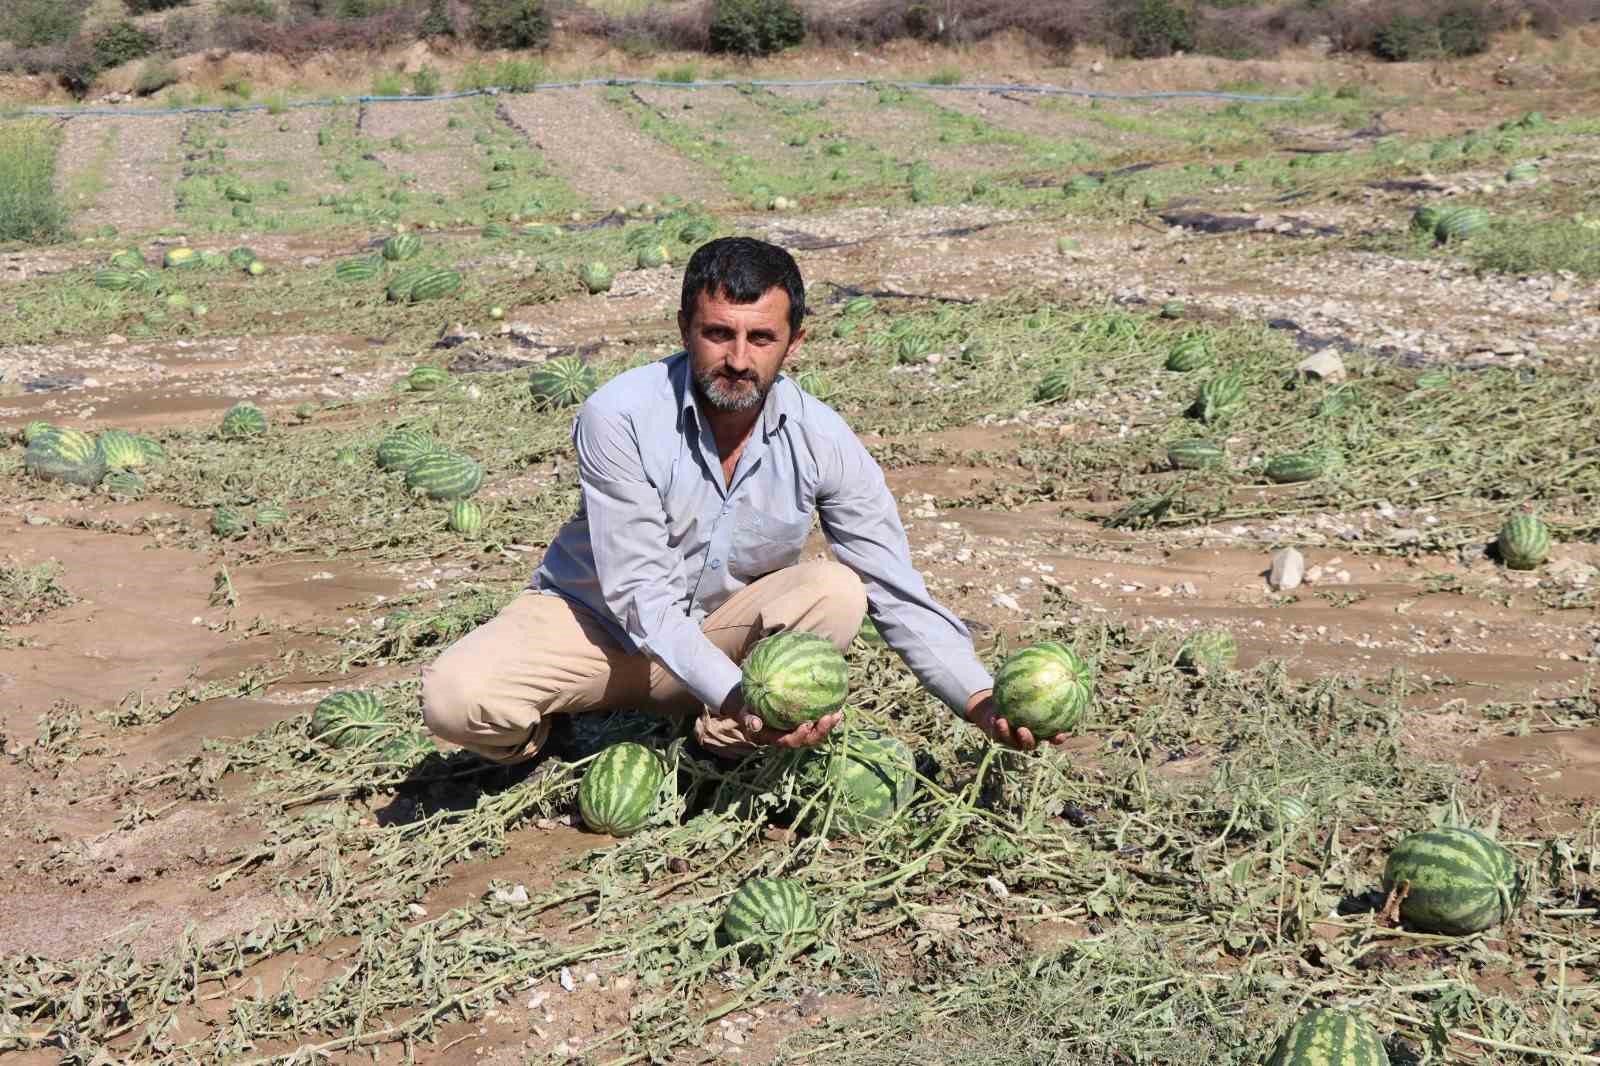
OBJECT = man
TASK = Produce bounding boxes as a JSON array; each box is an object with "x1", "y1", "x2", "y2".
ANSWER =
[{"x1": 422, "y1": 237, "x2": 1068, "y2": 760}]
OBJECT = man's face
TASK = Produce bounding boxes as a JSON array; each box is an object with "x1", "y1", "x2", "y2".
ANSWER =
[{"x1": 680, "y1": 286, "x2": 806, "y2": 415}]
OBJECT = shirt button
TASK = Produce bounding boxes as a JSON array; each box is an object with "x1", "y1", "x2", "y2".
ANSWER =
[{"x1": 710, "y1": 559, "x2": 721, "y2": 569}]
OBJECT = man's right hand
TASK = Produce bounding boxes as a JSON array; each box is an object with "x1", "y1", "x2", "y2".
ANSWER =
[{"x1": 719, "y1": 691, "x2": 843, "y2": 749}]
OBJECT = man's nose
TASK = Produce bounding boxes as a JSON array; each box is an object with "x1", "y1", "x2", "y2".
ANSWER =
[{"x1": 725, "y1": 334, "x2": 753, "y2": 369}]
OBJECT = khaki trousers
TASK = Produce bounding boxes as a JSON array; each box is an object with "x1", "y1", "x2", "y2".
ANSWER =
[{"x1": 420, "y1": 560, "x2": 867, "y2": 762}]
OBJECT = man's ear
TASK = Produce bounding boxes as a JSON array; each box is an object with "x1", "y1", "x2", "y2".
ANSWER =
[
  {"x1": 786, "y1": 325, "x2": 808, "y2": 359},
  {"x1": 677, "y1": 308, "x2": 691, "y2": 348}
]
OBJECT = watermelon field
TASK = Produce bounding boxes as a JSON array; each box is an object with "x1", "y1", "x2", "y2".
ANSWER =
[{"x1": 2, "y1": 71, "x2": 1600, "y2": 1065}]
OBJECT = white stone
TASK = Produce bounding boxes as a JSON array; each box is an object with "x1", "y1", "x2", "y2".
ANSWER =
[
  {"x1": 1296, "y1": 351, "x2": 1346, "y2": 384},
  {"x1": 1270, "y1": 548, "x2": 1305, "y2": 591},
  {"x1": 991, "y1": 592, "x2": 1022, "y2": 612},
  {"x1": 558, "y1": 967, "x2": 575, "y2": 992}
]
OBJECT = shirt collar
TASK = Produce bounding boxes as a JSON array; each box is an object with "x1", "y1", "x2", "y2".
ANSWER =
[{"x1": 670, "y1": 351, "x2": 791, "y2": 441}]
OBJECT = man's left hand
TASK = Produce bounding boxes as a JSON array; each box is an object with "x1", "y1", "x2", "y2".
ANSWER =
[
  {"x1": 964, "y1": 690, "x2": 1070, "y2": 752},
  {"x1": 720, "y1": 691, "x2": 843, "y2": 749}
]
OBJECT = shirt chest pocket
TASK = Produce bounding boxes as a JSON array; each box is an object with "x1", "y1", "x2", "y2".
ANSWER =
[{"x1": 729, "y1": 502, "x2": 813, "y2": 579}]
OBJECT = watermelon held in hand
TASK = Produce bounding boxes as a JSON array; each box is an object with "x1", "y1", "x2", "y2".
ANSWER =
[
  {"x1": 308, "y1": 690, "x2": 392, "y2": 749},
  {"x1": 1265, "y1": 1008, "x2": 1390, "y2": 1066},
  {"x1": 741, "y1": 631, "x2": 849, "y2": 732},
  {"x1": 720, "y1": 878, "x2": 818, "y2": 955},
  {"x1": 992, "y1": 641, "x2": 1093, "y2": 739},
  {"x1": 793, "y1": 728, "x2": 916, "y2": 836},
  {"x1": 1381, "y1": 826, "x2": 1525, "y2": 935},
  {"x1": 1496, "y1": 514, "x2": 1550, "y2": 571},
  {"x1": 24, "y1": 428, "x2": 106, "y2": 487},
  {"x1": 529, "y1": 356, "x2": 598, "y2": 409},
  {"x1": 577, "y1": 740, "x2": 666, "y2": 837}
]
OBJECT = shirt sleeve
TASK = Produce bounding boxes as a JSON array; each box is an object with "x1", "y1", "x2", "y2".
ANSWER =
[
  {"x1": 815, "y1": 430, "x2": 994, "y2": 716},
  {"x1": 574, "y1": 404, "x2": 743, "y2": 712}
]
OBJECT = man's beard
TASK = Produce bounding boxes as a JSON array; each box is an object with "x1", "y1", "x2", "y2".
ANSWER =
[{"x1": 693, "y1": 365, "x2": 772, "y2": 413}]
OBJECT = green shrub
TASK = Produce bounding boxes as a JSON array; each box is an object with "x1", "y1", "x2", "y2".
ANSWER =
[
  {"x1": 0, "y1": 120, "x2": 68, "y2": 245},
  {"x1": 491, "y1": 58, "x2": 545, "y2": 90},
  {"x1": 1372, "y1": 4, "x2": 1489, "y2": 61},
  {"x1": 92, "y1": 21, "x2": 158, "y2": 69},
  {"x1": 124, "y1": 0, "x2": 191, "y2": 13},
  {"x1": 411, "y1": 64, "x2": 441, "y2": 95},
  {"x1": 1123, "y1": 0, "x2": 1193, "y2": 58},
  {"x1": 472, "y1": 0, "x2": 551, "y2": 49},
  {"x1": 656, "y1": 63, "x2": 698, "y2": 83},
  {"x1": 371, "y1": 71, "x2": 406, "y2": 95},
  {"x1": 1470, "y1": 219, "x2": 1600, "y2": 280},
  {"x1": 2, "y1": 0, "x2": 90, "y2": 47},
  {"x1": 925, "y1": 66, "x2": 961, "y2": 85},
  {"x1": 133, "y1": 56, "x2": 179, "y2": 95},
  {"x1": 219, "y1": 0, "x2": 278, "y2": 17},
  {"x1": 708, "y1": 0, "x2": 805, "y2": 55}
]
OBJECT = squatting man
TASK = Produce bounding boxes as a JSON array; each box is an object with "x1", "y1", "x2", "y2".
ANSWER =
[{"x1": 422, "y1": 237, "x2": 1070, "y2": 760}]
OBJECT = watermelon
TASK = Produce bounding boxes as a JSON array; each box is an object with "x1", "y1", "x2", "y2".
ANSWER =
[
  {"x1": 1034, "y1": 366, "x2": 1075, "y2": 403},
  {"x1": 1165, "y1": 336, "x2": 1211, "y2": 372},
  {"x1": 636, "y1": 244, "x2": 670, "y2": 269},
  {"x1": 137, "y1": 436, "x2": 166, "y2": 463},
  {"x1": 376, "y1": 429, "x2": 438, "y2": 471},
  {"x1": 96, "y1": 429, "x2": 149, "y2": 470},
  {"x1": 404, "y1": 268, "x2": 462, "y2": 303},
  {"x1": 529, "y1": 356, "x2": 598, "y2": 409},
  {"x1": 842, "y1": 296, "x2": 877, "y2": 317},
  {"x1": 856, "y1": 617, "x2": 885, "y2": 646},
  {"x1": 254, "y1": 503, "x2": 289, "y2": 528},
  {"x1": 792, "y1": 369, "x2": 834, "y2": 402},
  {"x1": 385, "y1": 265, "x2": 433, "y2": 303},
  {"x1": 211, "y1": 505, "x2": 249, "y2": 539},
  {"x1": 1265, "y1": 453, "x2": 1326, "y2": 484},
  {"x1": 308, "y1": 690, "x2": 392, "y2": 749},
  {"x1": 405, "y1": 366, "x2": 450, "y2": 392},
  {"x1": 577, "y1": 741, "x2": 665, "y2": 837},
  {"x1": 482, "y1": 222, "x2": 510, "y2": 239},
  {"x1": 382, "y1": 233, "x2": 422, "y2": 262},
  {"x1": 741, "y1": 631, "x2": 850, "y2": 732},
  {"x1": 1316, "y1": 386, "x2": 1361, "y2": 418},
  {"x1": 992, "y1": 641, "x2": 1093, "y2": 738},
  {"x1": 94, "y1": 269, "x2": 140, "y2": 291},
  {"x1": 227, "y1": 247, "x2": 258, "y2": 269},
  {"x1": 1265, "y1": 1008, "x2": 1390, "y2": 1066},
  {"x1": 224, "y1": 184, "x2": 252, "y2": 203},
  {"x1": 103, "y1": 469, "x2": 146, "y2": 498},
  {"x1": 21, "y1": 420, "x2": 53, "y2": 444},
  {"x1": 377, "y1": 729, "x2": 436, "y2": 765},
  {"x1": 1433, "y1": 205, "x2": 1489, "y2": 242},
  {"x1": 1496, "y1": 514, "x2": 1550, "y2": 571},
  {"x1": 486, "y1": 175, "x2": 512, "y2": 191},
  {"x1": 335, "y1": 445, "x2": 361, "y2": 466},
  {"x1": 405, "y1": 451, "x2": 483, "y2": 500},
  {"x1": 578, "y1": 262, "x2": 614, "y2": 295},
  {"x1": 1158, "y1": 299, "x2": 1184, "y2": 319},
  {"x1": 793, "y1": 728, "x2": 916, "y2": 836},
  {"x1": 1167, "y1": 439, "x2": 1225, "y2": 470},
  {"x1": 107, "y1": 248, "x2": 146, "y2": 270},
  {"x1": 1257, "y1": 793, "x2": 1313, "y2": 834},
  {"x1": 1176, "y1": 629, "x2": 1236, "y2": 672},
  {"x1": 1381, "y1": 826, "x2": 1525, "y2": 935},
  {"x1": 1504, "y1": 162, "x2": 1539, "y2": 183},
  {"x1": 1063, "y1": 175, "x2": 1101, "y2": 196},
  {"x1": 448, "y1": 499, "x2": 484, "y2": 536},
  {"x1": 1194, "y1": 371, "x2": 1245, "y2": 424},
  {"x1": 24, "y1": 428, "x2": 105, "y2": 487},
  {"x1": 720, "y1": 878, "x2": 818, "y2": 953},
  {"x1": 335, "y1": 256, "x2": 382, "y2": 282},
  {"x1": 163, "y1": 247, "x2": 199, "y2": 270},
  {"x1": 220, "y1": 402, "x2": 268, "y2": 439},
  {"x1": 678, "y1": 219, "x2": 714, "y2": 244}
]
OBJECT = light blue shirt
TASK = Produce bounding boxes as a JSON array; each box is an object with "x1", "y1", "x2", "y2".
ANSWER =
[{"x1": 532, "y1": 351, "x2": 993, "y2": 717}]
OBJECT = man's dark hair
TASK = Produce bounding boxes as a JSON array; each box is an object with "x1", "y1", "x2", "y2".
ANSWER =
[{"x1": 680, "y1": 237, "x2": 806, "y2": 336}]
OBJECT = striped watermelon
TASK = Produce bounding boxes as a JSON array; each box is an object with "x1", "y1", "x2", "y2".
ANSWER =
[
  {"x1": 405, "y1": 268, "x2": 462, "y2": 303},
  {"x1": 578, "y1": 262, "x2": 614, "y2": 295},
  {"x1": 1265, "y1": 453, "x2": 1326, "y2": 484},
  {"x1": 108, "y1": 248, "x2": 146, "y2": 270},
  {"x1": 1496, "y1": 514, "x2": 1550, "y2": 571},
  {"x1": 992, "y1": 641, "x2": 1093, "y2": 738},
  {"x1": 94, "y1": 269, "x2": 139, "y2": 291},
  {"x1": 448, "y1": 499, "x2": 484, "y2": 536},
  {"x1": 22, "y1": 420, "x2": 53, "y2": 444},
  {"x1": 405, "y1": 451, "x2": 483, "y2": 500},
  {"x1": 25, "y1": 428, "x2": 106, "y2": 487},
  {"x1": 227, "y1": 247, "x2": 257, "y2": 269},
  {"x1": 1034, "y1": 366, "x2": 1075, "y2": 403},
  {"x1": 1505, "y1": 162, "x2": 1539, "y2": 183},
  {"x1": 103, "y1": 469, "x2": 146, "y2": 498},
  {"x1": 1063, "y1": 175, "x2": 1101, "y2": 196},
  {"x1": 741, "y1": 631, "x2": 850, "y2": 732},
  {"x1": 577, "y1": 741, "x2": 665, "y2": 837},
  {"x1": 163, "y1": 247, "x2": 199, "y2": 270},
  {"x1": 1265, "y1": 1008, "x2": 1390, "y2": 1066},
  {"x1": 220, "y1": 403, "x2": 268, "y2": 439},
  {"x1": 636, "y1": 244, "x2": 671, "y2": 269},
  {"x1": 335, "y1": 257, "x2": 382, "y2": 282},
  {"x1": 679, "y1": 219, "x2": 714, "y2": 244},
  {"x1": 794, "y1": 728, "x2": 915, "y2": 836},
  {"x1": 385, "y1": 266, "x2": 431, "y2": 303},
  {"x1": 1176, "y1": 629, "x2": 1236, "y2": 672},
  {"x1": 211, "y1": 505, "x2": 249, "y2": 539},
  {"x1": 254, "y1": 503, "x2": 289, "y2": 528},
  {"x1": 1383, "y1": 826, "x2": 1524, "y2": 935},
  {"x1": 1410, "y1": 206, "x2": 1442, "y2": 235},
  {"x1": 382, "y1": 233, "x2": 421, "y2": 261},
  {"x1": 137, "y1": 436, "x2": 166, "y2": 463},
  {"x1": 308, "y1": 690, "x2": 392, "y2": 749},
  {"x1": 96, "y1": 429, "x2": 149, "y2": 470},
  {"x1": 1168, "y1": 439, "x2": 1225, "y2": 470},
  {"x1": 1194, "y1": 371, "x2": 1245, "y2": 424},
  {"x1": 856, "y1": 617, "x2": 885, "y2": 646},
  {"x1": 405, "y1": 366, "x2": 450, "y2": 391},
  {"x1": 376, "y1": 429, "x2": 438, "y2": 471},
  {"x1": 529, "y1": 357, "x2": 599, "y2": 409},
  {"x1": 1433, "y1": 205, "x2": 1489, "y2": 242},
  {"x1": 378, "y1": 729, "x2": 436, "y2": 765},
  {"x1": 792, "y1": 369, "x2": 834, "y2": 402},
  {"x1": 720, "y1": 878, "x2": 818, "y2": 953},
  {"x1": 1165, "y1": 336, "x2": 1211, "y2": 372},
  {"x1": 482, "y1": 222, "x2": 511, "y2": 239},
  {"x1": 1257, "y1": 793, "x2": 1313, "y2": 834}
]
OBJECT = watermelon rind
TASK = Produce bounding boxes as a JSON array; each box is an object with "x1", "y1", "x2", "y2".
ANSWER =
[
  {"x1": 1382, "y1": 826, "x2": 1525, "y2": 935},
  {"x1": 992, "y1": 641, "x2": 1093, "y2": 738},
  {"x1": 741, "y1": 631, "x2": 849, "y2": 732},
  {"x1": 792, "y1": 728, "x2": 916, "y2": 836},
  {"x1": 308, "y1": 690, "x2": 394, "y2": 750},
  {"x1": 720, "y1": 878, "x2": 818, "y2": 954},
  {"x1": 1496, "y1": 514, "x2": 1550, "y2": 571},
  {"x1": 24, "y1": 428, "x2": 106, "y2": 487},
  {"x1": 405, "y1": 451, "x2": 484, "y2": 501},
  {"x1": 1265, "y1": 1008, "x2": 1391, "y2": 1066},
  {"x1": 577, "y1": 741, "x2": 666, "y2": 837},
  {"x1": 529, "y1": 356, "x2": 599, "y2": 409}
]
